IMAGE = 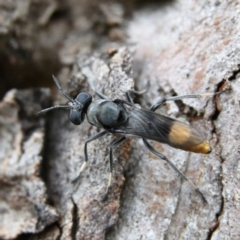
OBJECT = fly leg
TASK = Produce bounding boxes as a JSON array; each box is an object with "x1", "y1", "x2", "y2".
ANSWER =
[
  {"x1": 141, "y1": 92, "x2": 223, "y2": 203},
  {"x1": 126, "y1": 82, "x2": 150, "y2": 103},
  {"x1": 150, "y1": 91, "x2": 223, "y2": 111},
  {"x1": 95, "y1": 91, "x2": 109, "y2": 100},
  {"x1": 72, "y1": 130, "x2": 108, "y2": 188},
  {"x1": 102, "y1": 137, "x2": 126, "y2": 201},
  {"x1": 143, "y1": 139, "x2": 207, "y2": 204},
  {"x1": 126, "y1": 89, "x2": 148, "y2": 103}
]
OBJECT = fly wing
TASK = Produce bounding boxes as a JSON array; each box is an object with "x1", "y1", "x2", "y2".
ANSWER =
[{"x1": 113, "y1": 102, "x2": 211, "y2": 154}]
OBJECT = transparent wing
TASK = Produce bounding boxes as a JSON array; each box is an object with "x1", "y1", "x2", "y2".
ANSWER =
[{"x1": 112, "y1": 102, "x2": 210, "y2": 153}]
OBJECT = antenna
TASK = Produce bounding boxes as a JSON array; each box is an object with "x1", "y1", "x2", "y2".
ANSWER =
[
  {"x1": 52, "y1": 75, "x2": 74, "y2": 102},
  {"x1": 38, "y1": 105, "x2": 70, "y2": 114},
  {"x1": 38, "y1": 75, "x2": 73, "y2": 114}
]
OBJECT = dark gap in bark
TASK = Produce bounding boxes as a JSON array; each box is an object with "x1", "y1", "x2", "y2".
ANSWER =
[
  {"x1": 16, "y1": 233, "x2": 32, "y2": 240},
  {"x1": 228, "y1": 66, "x2": 240, "y2": 81},
  {"x1": 49, "y1": 7, "x2": 71, "y2": 22},
  {"x1": 56, "y1": 222, "x2": 63, "y2": 240},
  {"x1": 71, "y1": 197, "x2": 79, "y2": 240},
  {"x1": 0, "y1": 39, "x2": 62, "y2": 100},
  {"x1": 206, "y1": 157, "x2": 224, "y2": 240},
  {"x1": 210, "y1": 79, "x2": 229, "y2": 122},
  {"x1": 40, "y1": 110, "x2": 54, "y2": 205},
  {"x1": 133, "y1": 0, "x2": 176, "y2": 10}
]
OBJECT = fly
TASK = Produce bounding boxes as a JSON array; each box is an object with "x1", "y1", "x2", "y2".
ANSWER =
[{"x1": 39, "y1": 75, "x2": 223, "y2": 203}]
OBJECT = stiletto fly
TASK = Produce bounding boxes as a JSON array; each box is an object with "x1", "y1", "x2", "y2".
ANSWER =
[{"x1": 39, "y1": 75, "x2": 222, "y2": 203}]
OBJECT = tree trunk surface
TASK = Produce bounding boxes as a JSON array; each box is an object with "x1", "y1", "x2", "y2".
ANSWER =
[{"x1": 0, "y1": 1, "x2": 239, "y2": 240}]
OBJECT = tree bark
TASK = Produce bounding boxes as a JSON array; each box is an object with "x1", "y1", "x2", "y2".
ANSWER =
[{"x1": 0, "y1": 0, "x2": 239, "y2": 240}]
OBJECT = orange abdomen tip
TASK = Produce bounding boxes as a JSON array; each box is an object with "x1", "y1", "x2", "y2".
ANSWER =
[
  {"x1": 182, "y1": 142, "x2": 212, "y2": 154},
  {"x1": 168, "y1": 122, "x2": 212, "y2": 154}
]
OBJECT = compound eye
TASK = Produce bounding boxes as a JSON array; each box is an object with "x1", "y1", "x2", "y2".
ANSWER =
[
  {"x1": 69, "y1": 110, "x2": 84, "y2": 125},
  {"x1": 76, "y1": 92, "x2": 92, "y2": 109}
]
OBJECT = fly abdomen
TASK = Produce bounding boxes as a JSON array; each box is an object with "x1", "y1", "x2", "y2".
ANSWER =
[{"x1": 167, "y1": 121, "x2": 211, "y2": 154}]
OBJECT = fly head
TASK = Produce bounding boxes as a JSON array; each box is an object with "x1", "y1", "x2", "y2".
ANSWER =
[
  {"x1": 69, "y1": 92, "x2": 92, "y2": 125},
  {"x1": 38, "y1": 75, "x2": 92, "y2": 125}
]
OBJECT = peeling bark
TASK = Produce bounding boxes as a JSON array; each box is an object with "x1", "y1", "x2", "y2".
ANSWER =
[
  {"x1": 0, "y1": 89, "x2": 58, "y2": 239},
  {"x1": 33, "y1": 47, "x2": 134, "y2": 240}
]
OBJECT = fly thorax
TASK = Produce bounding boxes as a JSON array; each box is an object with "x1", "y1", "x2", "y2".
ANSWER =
[{"x1": 86, "y1": 99, "x2": 108, "y2": 128}]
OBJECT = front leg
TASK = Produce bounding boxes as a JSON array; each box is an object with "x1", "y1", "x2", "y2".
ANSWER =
[
  {"x1": 125, "y1": 82, "x2": 150, "y2": 103},
  {"x1": 72, "y1": 130, "x2": 108, "y2": 188},
  {"x1": 102, "y1": 136, "x2": 126, "y2": 201}
]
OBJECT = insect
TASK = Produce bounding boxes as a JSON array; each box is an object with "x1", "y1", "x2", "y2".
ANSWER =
[{"x1": 39, "y1": 75, "x2": 222, "y2": 203}]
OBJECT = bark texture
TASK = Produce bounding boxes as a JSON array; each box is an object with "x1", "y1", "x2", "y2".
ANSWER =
[
  {"x1": 0, "y1": 89, "x2": 58, "y2": 239},
  {"x1": 0, "y1": 0, "x2": 239, "y2": 240},
  {"x1": 39, "y1": 47, "x2": 134, "y2": 240}
]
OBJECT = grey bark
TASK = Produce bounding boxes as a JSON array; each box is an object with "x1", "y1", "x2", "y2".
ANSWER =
[
  {"x1": 0, "y1": 0, "x2": 239, "y2": 240},
  {"x1": 0, "y1": 89, "x2": 58, "y2": 239}
]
